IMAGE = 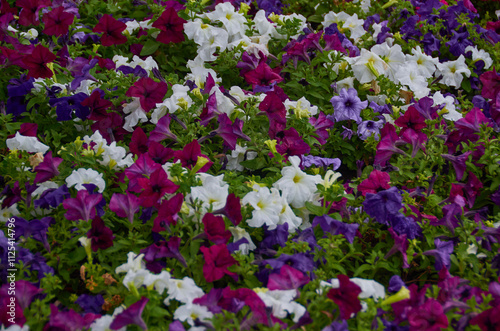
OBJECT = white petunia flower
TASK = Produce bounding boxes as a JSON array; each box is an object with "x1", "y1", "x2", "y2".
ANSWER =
[
  {"x1": 206, "y1": 3, "x2": 247, "y2": 37},
  {"x1": 371, "y1": 43, "x2": 405, "y2": 83},
  {"x1": 342, "y1": 13, "x2": 366, "y2": 40},
  {"x1": 320, "y1": 278, "x2": 385, "y2": 301},
  {"x1": 465, "y1": 46, "x2": 493, "y2": 69},
  {"x1": 229, "y1": 226, "x2": 257, "y2": 255},
  {"x1": 432, "y1": 91, "x2": 462, "y2": 121},
  {"x1": 242, "y1": 185, "x2": 282, "y2": 229},
  {"x1": 406, "y1": 46, "x2": 438, "y2": 79},
  {"x1": 174, "y1": 304, "x2": 213, "y2": 326},
  {"x1": 89, "y1": 307, "x2": 126, "y2": 331},
  {"x1": 395, "y1": 63, "x2": 430, "y2": 99},
  {"x1": 322, "y1": 11, "x2": 350, "y2": 29},
  {"x1": 255, "y1": 288, "x2": 306, "y2": 323},
  {"x1": 131, "y1": 55, "x2": 158, "y2": 74},
  {"x1": 165, "y1": 277, "x2": 204, "y2": 305},
  {"x1": 271, "y1": 188, "x2": 302, "y2": 233},
  {"x1": 284, "y1": 97, "x2": 318, "y2": 119},
  {"x1": 273, "y1": 156, "x2": 322, "y2": 209},
  {"x1": 65, "y1": 168, "x2": 106, "y2": 193},
  {"x1": 436, "y1": 55, "x2": 471, "y2": 88},
  {"x1": 345, "y1": 49, "x2": 387, "y2": 84},
  {"x1": 123, "y1": 97, "x2": 148, "y2": 132},
  {"x1": 122, "y1": 269, "x2": 151, "y2": 290},
  {"x1": 6, "y1": 132, "x2": 49, "y2": 154},
  {"x1": 144, "y1": 270, "x2": 171, "y2": 294},
  {"x1": 190, "y1": 174, "x2": 229, "y2": 213},
  {"x1": 115, "y1": 252, "x2": 146, "y2": 274},
  {"x1": 226, "y1": 144, "x2": 257, "y2": 172},
  {"x1": 0, "y1": 199, "x2": 20, "y2": 223}
]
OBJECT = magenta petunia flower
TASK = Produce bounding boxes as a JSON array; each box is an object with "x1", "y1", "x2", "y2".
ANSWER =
[
  {"x1": 395, "y1": 106, "x2": 426, "y2": 133},
  {"x1": 202, "y1": 213, "x2": 231, "y2": 245},
  {"x1": 149, "y1": 114, "x2": 178, "y2": 142},
  {"x1": 0, "y1": 280, "x2": 42, "y2": 310},
  {"x1": 109, "y1": 192, "x2": 140, "y2": 224},
  {"x1": 92, "y1": 14, "x2": 127, "y2": 47},
  {"x1": 147, "y1": 141, "x2": 174, "y2": 164},
  {"x1": 124, "y1": 154, "x2": 161, "y2": 193},
  {"x1": 82, "y1": 90, "x2": 114, "y2": 122},
  {"x1": 152, "y1": 7, "x2": 187, "y2": 44},
  {"x1": 309, "y1": 112, "x2": 334, "y2": 145},
  {"x1": 22, "y1": 45, "x2": 57, "y2": 79},
  {"x1": 126, "y1": 77, "x2": 168, "y2": 112},
  {"x1": 408, "y1": 298, "x2": 448, "y2": 331},
  {"x1": 213, "y1": 113, "x2": 251, "y2": 150},
  {"x1": 109, "y1": 297, "x2": 149, "y2": 330},
  {"x1": 212, "y1": 193, "x2": 242, "y2": 226},
  {"x1": 326, "y1": 274, "x2": 362, "y2": 320},
  {"x1": 129, "y1": 127, "x2": 149, "y2": 156},
  {"x1": 454, "y1": 107, "x2": 491, "y2": 133},
  {"x1": 374, "y1": 123, "x2": 407, "y2": 165},
  {"x1": 62, "y1": 189, "x2": 103, "y2": 222},
  {"x1": 173, "y1": 140, "x2": 212, "y2": 172},
  {"x1": 470, "y1": 305, "x2": 500, "y2": 331},
  {"x1": 200, "y1": 244, "x2": 238, "y2": 283},
  {"x1": 45, "y1": 304, "x2": 99, "y2": 331},
  {"x1": 219, "y1": 287, "x2": 268, "y2": 327},
  {"x1": 87, "y1": 217, "x2": 114, "y2": 252},
  {"x1": 153, "y1": 193, "x2": 184, "y2": 232},
  {"x1": 267, "y1": 265, "x2": 309, "y2": 291},
  {"x1": 400, "y1": 128, "x2": 427, "y2": 158},
  {"x1": 34, "y1": 151, "x2": 63, "y2": 184},
  {"x1": 137, "y1": 168, "x2": 179, "y2": 208},
  {"x1": 42, "y1": 6, "x2": 75, "y2": 36},
  {"x1": 384, "y1": 228, "x2": 410, "y2": 269},
  {"x1": 244, "y1": 61, "x2": 283, "y2": 89},
  {"x1": 441, "y1": 151, "x2": 472, "y2": 181},
  {"x1": 275, "y1": 127, "x2": 311, "y2": 158},
  {"x1": 258, "y1": 91, "x2": 287, "y2": 138},
  {"x1": 358, "y1": 169, "x2": 391, "y2": 197},
  {"x1": 17, "y1": 0, "x2": 51, "y2": 26},
  {"x1": 479, "y1": 68, "x2": 500, "y2": 100}
]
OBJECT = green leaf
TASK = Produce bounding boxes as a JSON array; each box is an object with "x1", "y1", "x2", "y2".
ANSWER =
[
  {"x1": 353, "y1": 264, "x2": 374, "y2": 277},
  {"x1": 305, "y1": 201, "x2": 326, "y2": 216},
  {"x1": 140, "y1": 40, "x2": 160, "y2": 56}
]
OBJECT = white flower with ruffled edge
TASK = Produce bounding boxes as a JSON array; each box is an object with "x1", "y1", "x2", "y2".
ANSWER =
[
  {"x1": 242, "y1": 185, "x2": 282, "y2": 229},
  {"x1": 115, "y1": 252, "x2": 146, "y2": 274},
  {"x1": 174, "y1": 304, "x2": 213, "y2": 327},
  {"x1": 6, "y1": 132, "x2": 49, "y2": 154},
  {"x1": 255, "y1": 288, "x2": 306, "y2": 323},
  {"x1": 65, "y1": 168, "x2": 106, "y2": 193},
  {"x1": 165, "y1": 277, "x2": 204, "y2": 305},
  {"x1": 436, "y1": 55, "x2": 471, "y2": 88}
]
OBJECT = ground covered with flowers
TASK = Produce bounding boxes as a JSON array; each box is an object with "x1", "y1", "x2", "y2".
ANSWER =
[{"x1": 1, "y1": 0, "x2": 500, "y2": 329}]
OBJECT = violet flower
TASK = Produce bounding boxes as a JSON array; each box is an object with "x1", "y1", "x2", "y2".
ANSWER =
[
  {"x1": 363, "y1": 187, "x2": 403, "y2": 226},
  {"x1": 423, "y1": 239, "x2": 454, "y2": 271},
  {"x1": 149, "y1": 114, "x2": 178, "y2": 143},
  {"x1": 312, "y1": 215, "x2": 359, "y2": 243},
  {"x1": 441, "y1": 151, "x2": 472, "y2": 181},
  {"x1": 109, "y1": 192, "x2": 141, "y2": 224},
  {"x1": 45, "y1": 304, "x2": 99, "y2": 331},
  {"x1": 330, "y1": 88, "x2": 367, "y2": 124},
  {"x1": 357, "y1": 120, "x2": 384, "y2": 140},
  {"x1": 110, "y1": 297, "x2": 149, "y2": 330},
  {"x1": 75, "y1": 294, "x2": 104, "y2": 314},
  {"x1": 267, "y1": 265, "x2": 310, "y2": 291},
  {"x1": 34, "y1": 151, "x2": 63, "y2": 184},
  {"x1": 301, "y1": 155, "x2": 341, "y2": 171},
  {"x1": 384, "y1": 228, "x2": 410, "y2": 269},
  {"x1": 62, "y1": 189, "x2": 103, "y2": 222}
]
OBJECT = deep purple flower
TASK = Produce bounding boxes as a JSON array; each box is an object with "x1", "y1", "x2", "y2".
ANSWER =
[
  {"x1": 480, "y1": 69, "x2": 500, "y2": 100},
  {"x1": 141, "y1": 236, "x2": 187, "y2": 270},
  {"x1": 323, "y1": 320, "x2": 349, "y2": 331},
  {"x1": 260, "y1": 223, "x2": 289, "y2": 250},
  {"x1": 193, "y1": 288, "x2": 224, "y2": 314},
  {"x1": 110, "y1": 297, "x2": 149, "y2": 330},
  {"x1": 212, "y1": 113, "x2": 251, "y2": 150},
  {"x1": 400, "y1": 128, "x2": 428, "y2": 158},
  {"x1": 126, "y1": 77, "x2": 168, "y2": 112},
  {"x1": 71, "y1": 58, "x2": 98, "y2": 91},
  {"x1": 309, "y1": 112, "x2": 334, "y2": 145},
  {"x1": 422, "y1": 32, "x2": 441, "y2": 55},
  {"x1": 423, "y1": 239, "x2": 454, "y2": 271},
  {"x1": 388, "y1": 213, "x2": 421, "y2": 240},
  {"x1": 0, "y1": 280, "x2": 42, "y2": 310},
  {"x1": 388, "y1": 275, "x2": 405, "y2": 293},
  {"x1": 330, "y1": 88, "x2": 367, "y2": 123},
  {"x1": 244, "y1": 61, "x2": 283, "y2": 90},
  {"x1": 275, "y1": 127, "x2": 310, "y2": 158},
  {"x1": 412, "y1": 97, "x2": 441, "y2": 120},
  {"x1": 455, "y1": 107, "x2": 491, "y2": 133},
  {"x1": 125, "y1": 154, "x2": 161, "y2": 193},
  {"x1": 34, "y1": 185, "x2": 70, "y2": 209},
  {"x1": 384, "y1": 228, "x2": 410, "y2": 268},
  {"x1": 395, "y1": 106, "x2": 426, "y2": 133},
  {"x1": 374, "y1": 123, "x2": 407, "y2": 165},
  {"x1": 62, "y1": 190, "x2": 103, "y2": 221},
  {"x1": 203, "y1": 213, "x2": 231, "y2": 245},
  {"x1": 137, "y1": 168, "x2": 179, "y2": 208},
  {"x1": 312, "y1": 215, "x2": 359, "y2": 243},
  {"x1": 363, "y1": 187, "x2": 403, "y2": 225},
  {"x1": 446, "y1": 29, "x2": 473, "y2": 56},
  {"x1": 49, "y1": 92, "x2": 90, "y2": 121},
  {"x1": 259, "y1": 91, "x2": 286, "y2": 138},
  {"x1": 87, "y1": 217, "x2": 114, "y2": 252},
  {"x1": 12, "y1": 216, "x2": 53, "y2": 251},
  {"x1": 1, "y1": 181, "x2": 22, "y2": 208},
  {"x1": 212, "y1": 193, "x2": 242, "y2": 226},
  {"x1": 433, "y1": 202, "x2": 462, "y2": 233},
  {"x1": 200, "y1": 244, "x2": 238, "y2": 282},
  {"x1": 75, "y1": 294, "x2": 104, "y2": 314}
]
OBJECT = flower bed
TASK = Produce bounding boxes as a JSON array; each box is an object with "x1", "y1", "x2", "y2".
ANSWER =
[{"x1": 1, "y1": 0, "x2": 500, "y2": 330}]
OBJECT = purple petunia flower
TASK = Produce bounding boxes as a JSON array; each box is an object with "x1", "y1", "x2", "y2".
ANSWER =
[
  {"x1": 34, "y1": 184, "x2": 70, "y2": 209},
  {"x1": 312, "y1": 215, "x2": 359, "y2": 243},
  {"x1": 330, "y1": 88, "x2": 367, "y2": 123},
  {"x1": 423, "y1": 239, "x2": 454, "y2": 271},
  {"x1": 388, "y1": 275, "x2": 405, "y2": 293},
  {"x1": 357, "y1": 120, "x2": 384, "y2": 140},
  {"x1": 301, "y1": 155, "x2": 341, "y2": 170},
  {"x1": 62, "y1": 189, "x2": 103, "y2": 222},
  {"x1": 363, "y1": 187, "x2": 403, "y2": 225},
  {"x1": 75, "y1": 294, "x2": 104, "y2": 314},
  {"x1": 110, "y1": 297, "x2": 149, "y2": 330}
]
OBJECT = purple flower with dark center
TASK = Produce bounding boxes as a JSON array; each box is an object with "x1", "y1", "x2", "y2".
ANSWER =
[
  {"x1": 330, "y1": 88, "x2": 367, "y2": 123},
  {"x1": 422, "y1": 32, "x2": 441, "y2": 55},
  {"x1": 357, "y1": 120, "x2": 384, "y2": 140},
  {"x1": 1, "y1": 181, "x2": 22, "y2": 208},
  {"x1": 87, "y1": 217, "x2": 114, "y2": 252},
  {"x1": 275, "y1": 127, "x2": 311, "y2": 158},
  {"x1": 110, "y1": 297, "x2": 148, "y2": 330},
  {"x1": 388, "y1": 213, "x2": 421, "y2": 240},
  {"x1": 267, "y1": 264, "x2": 309, "y2": 291},
  {"x1": 400, "y1": 15, "x2": 422, "y2": 41},
  {"x1": 140, "y1": 237, "x2": 187, "y2": 270},
  {"x1": 312, "y1": 215, "x2": 359, "y2": 243},
  {"x1": 423, "y1": 239, "x2": 454, "y2": 271},
  {"x1": 408, "y1": 298, "x2": 449, "y2": 330},
  {"x1": 75, "y1": 294, "x2": 104, "y2": 314},
  {"x1": 445, "y1": 29, "x2": 473, "y2": 57},
  {"x1": 412, "y1": 97, "x2": 441, "y2": 120},
  {"x1": 432, "y1": 203, "x2": 462, "y2": 233},
  {"x1": 363, "y1": 187, "x2": 403, "y2": 225}
]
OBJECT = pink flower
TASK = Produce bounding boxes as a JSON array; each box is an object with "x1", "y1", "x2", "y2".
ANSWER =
[
  {"x1": 200, "y1": 244, "x2": 237, "y2": 282},
  {"x1": 126, "y1": 77, "x2": 168, "y2": 112},
  {"x1": 326, "y1": 275, "x2": 362, "y2": 319}
]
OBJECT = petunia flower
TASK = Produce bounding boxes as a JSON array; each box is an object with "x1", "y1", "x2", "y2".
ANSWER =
[
  {"x1": 165, "y1": 277, "x2": 204, "y2": 305},
  {"x1": 174, "y1": 140, "x2": 212, "y2": 172},
  {"x1": 275, "y1": 127, "x2": 311, "y2": 158},
  {"x1": 109, "y1": 192, "x2": 140, "y2": 224},
  {"x1": 126, "y1": 77, "x2": 168, "y2": 112},
  {"x1": 17, "y1": 0, "x2": 51, "y2": 26},
  {"x1": 173, "y1": 304, "x2": 213, "y2": 327},
  {"x1": 6, "y1": 132, "x2": 49, "y2": 154},
  {"x1": 75, "y1": 294, "x2": 104, "y2": 315},
  {"x1": 357, "y1": 169, "x2": 391, "y2": 196},
  {"x1": 479, "y1": 68, "x2": 500, "y2": 100},
  {"x1": 395, "y1": 106, "x2": 426, "y2": 133},
  {"x1": 137, "y1": 168, "x2": 179, "y2": 208},
  {"x1": 141, "y1": 236, "x2": 187, "y2": 270},
  {"x1": 407, "y1": 298, "x2": 448, "y2": 331},
  {"x1": 152, "y1": 7, "x2": 187, "y2": 44},
  {"x1": 384, "y1": 228, "x2": 410, "y2": 269},
  {"x1": 22, "y1": 44, "x2": 56, "y2": 77},
  {"x1": 63, "y1": 189, "x2": 103, "y2": 222},
  {"x1": 149, "y1": 114, "x2": 178, "y2": 143},
  {"x1": 200, "y1": 244, "x2": 238, "y2": 282},
  {"x1": 109, "y1": 297, "x2": 149, "y2": 330},
  {"x1": 87, "y1": 217, "x2": 114, "y2": 252},
  {"x1": 65, "y1": 168, "x2": 106, "y2": 193},
  {"x1": 124, "y1": 154, "x2": 161, "y2": 193},
  {"x1": 153, "y1": 193, "x2": 184, "y2": 232},
  {"x1": 267, "y1": 265, "x2": 309, "y2": 291},
  {"x1": 203, "y1": 213, "x2": 231, "y2": 245},
  {"x1": 213, "y1": 113, "x2": 251, "y2": 150},
  {"x1": 330, "y1": 88, "x2": 367, "y2": 123},
  {"x1": 374, "y1": 123, "x2": 408, "y2": 165},
  {"x1": 326, "y1": 275, "x2": 362, "y2": 319},
  {"x1": 12, "y1": 216, "x2": 53, "y2": 251},
  {"x1": 244, "y1": 61, "x2": 283, "y2": 90},
  {"x1": 441, "y1": 151, "x2": 472, "y2": 181},
  {"x1": 92, "y1": 14, "x2": 127, "y2": 46},
  {"x1": 42, "y1": 6, "x2": 75, "y2": 36},
  {"x1": 45, "y1": 304, "x2": 99, "y2": 331},
  {"x1": 423, "y1": 239, "x2": 454, "y2": 271},
  {"x1": 34, "y1": 151, "x2": 63, "y2": 184},
  {"x1": 256, "y1": 288, "x2": 306, "y2": 323}
]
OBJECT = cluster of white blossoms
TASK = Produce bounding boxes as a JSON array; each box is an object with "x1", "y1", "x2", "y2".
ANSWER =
[
  {"x1": 83, "y1": 131, "x2": 134, "y2": 169},
  {"x1": 254, "y1": 288, "x2": 306, "y2": 323},
  {"x1": 241, "y1": 156, "x2": 324, "y2": 233},
  {"x1": 115, "y1": 252, "x2": 212, "y2": 328},
  {"x1": 284, "y1": 97, "x2": 319, "y2": 119},
  {"x1": 151, "y1": 84, "x2": 193, "y2": 124},
  {"x1": 189, "y1": 174, "x2": 229, "y2": 214},
  {"x1": 322, "y1": 11, "x2": 366, "y2": 41}
]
